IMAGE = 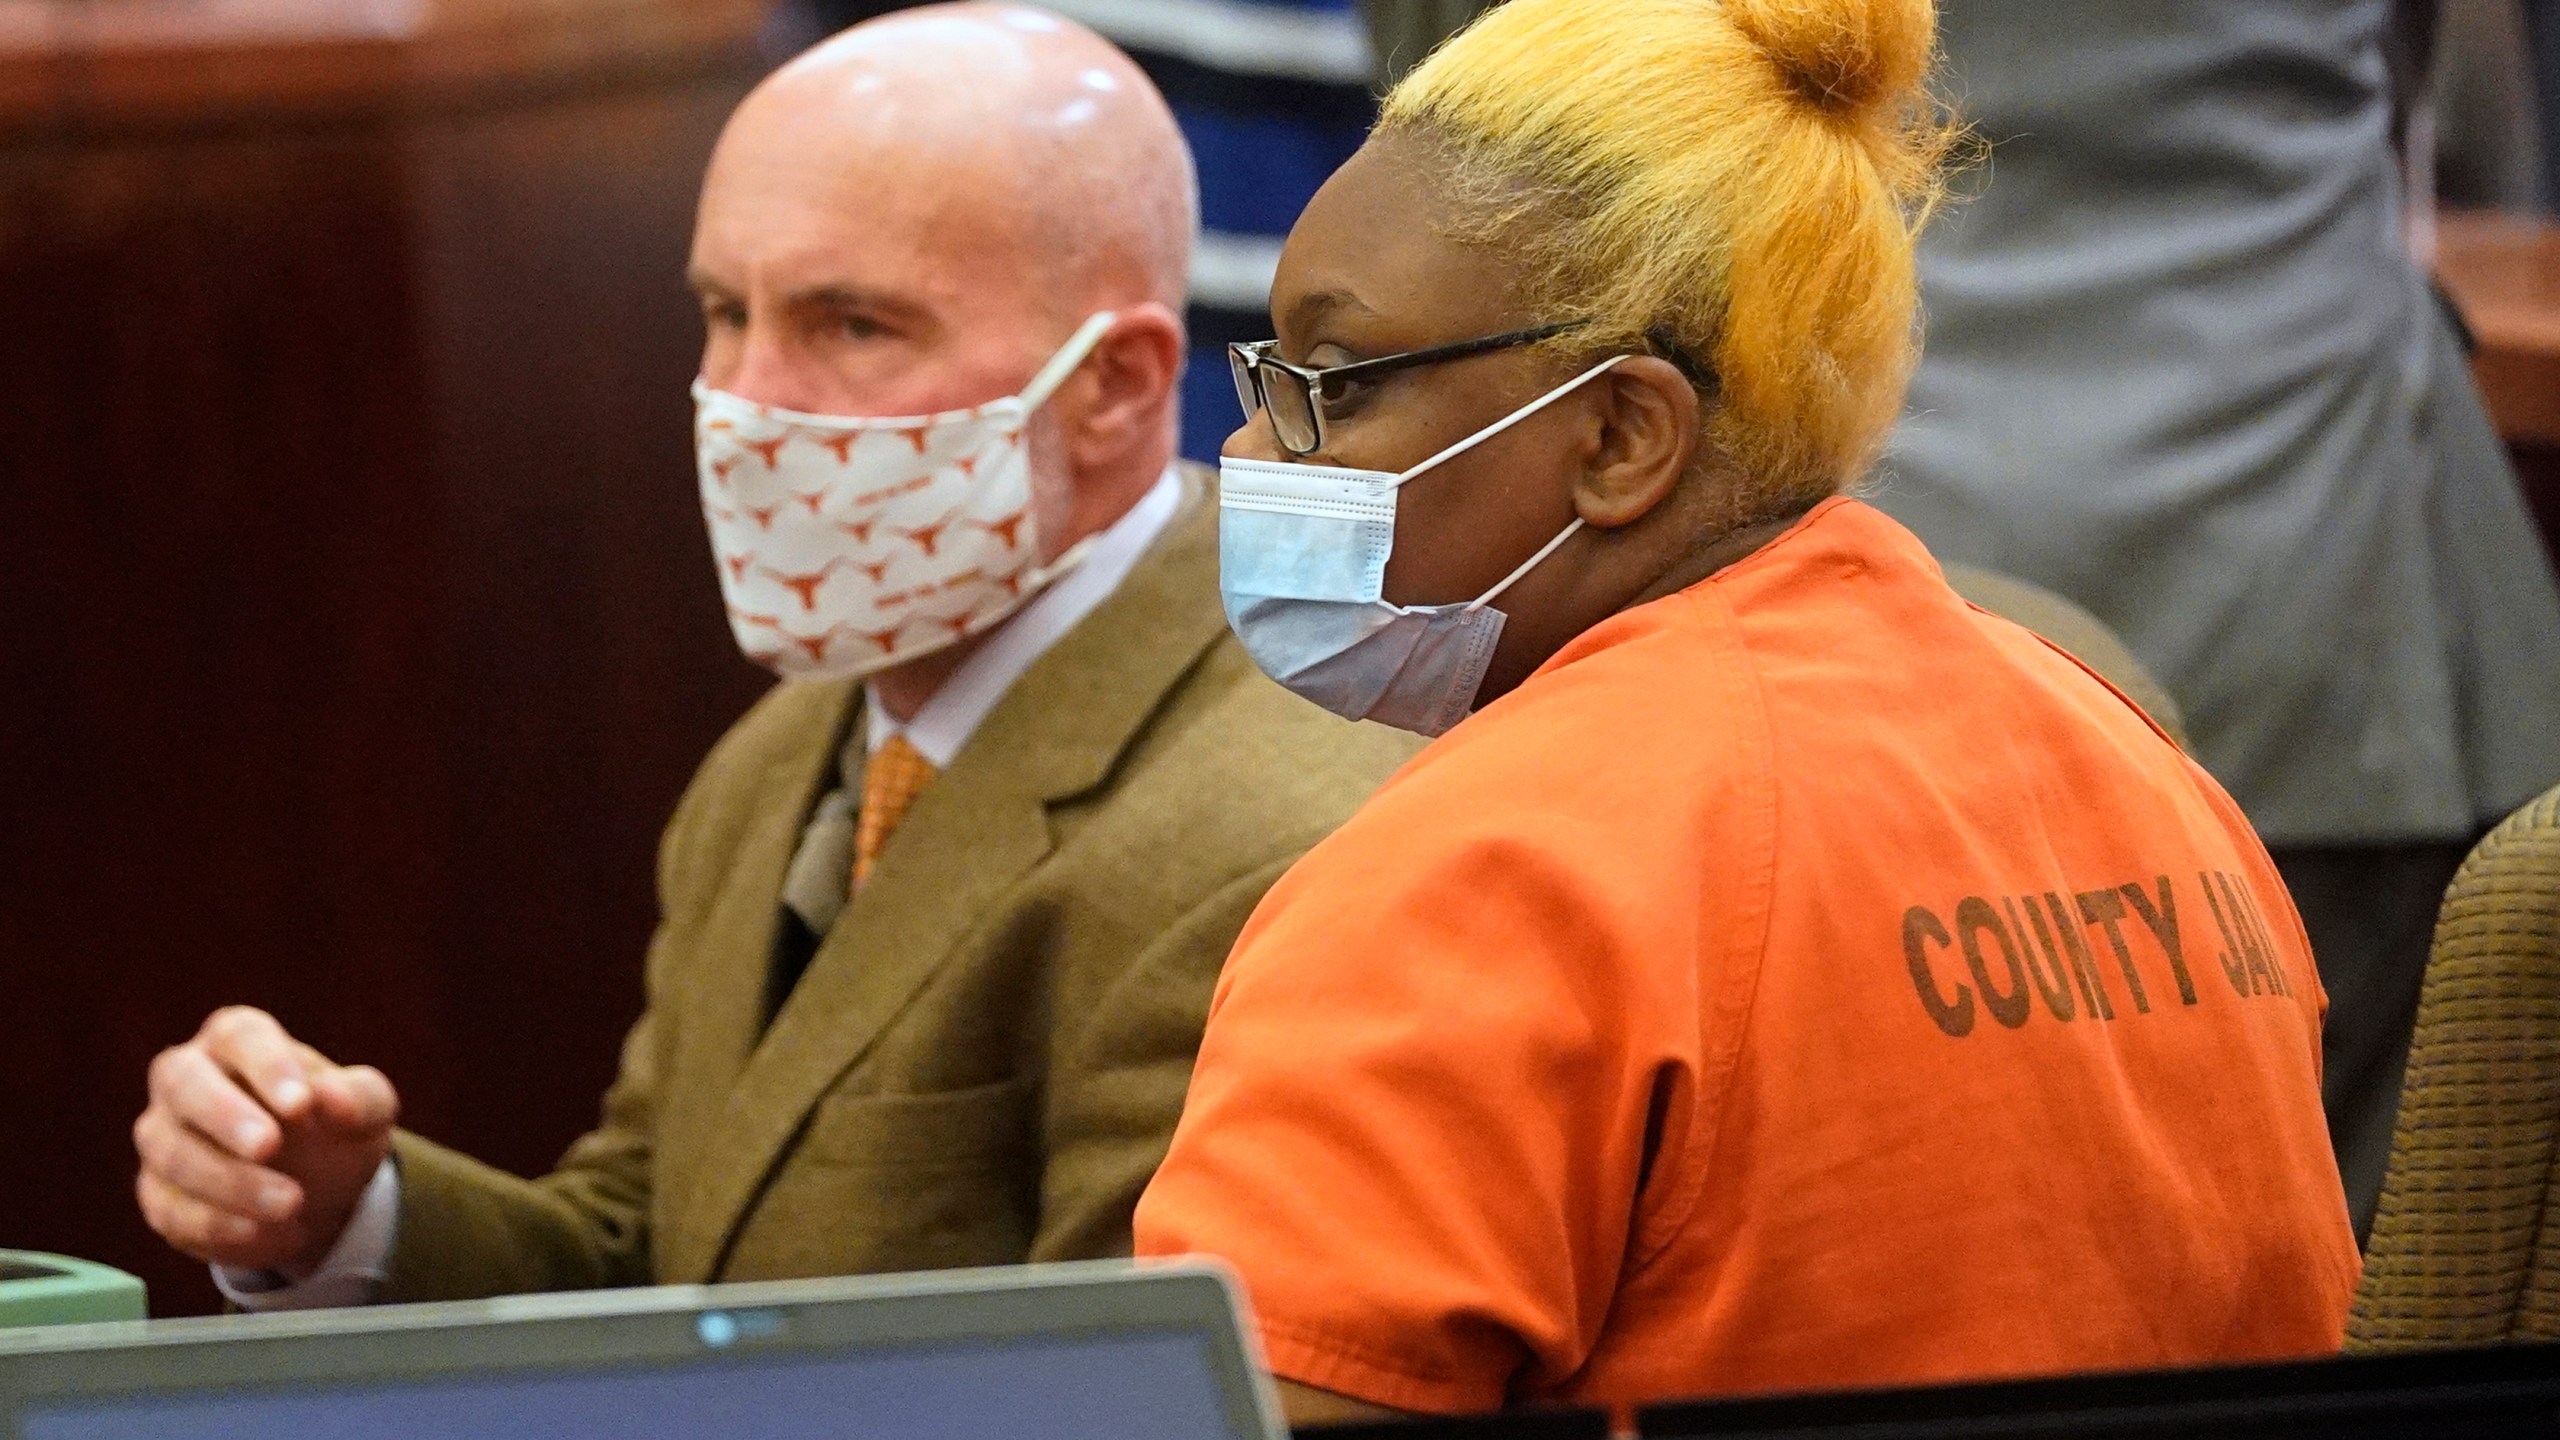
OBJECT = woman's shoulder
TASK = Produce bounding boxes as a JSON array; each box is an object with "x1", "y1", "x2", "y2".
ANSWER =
[{"x1": 1294, "y1": 613, "x2": 1767, "y2": 892}]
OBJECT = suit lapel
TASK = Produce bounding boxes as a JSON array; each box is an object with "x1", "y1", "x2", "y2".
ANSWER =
[
  {"x1": 650, "y1": 683, "x2": 855, "y2": 1275},
  {"x1": 664, "y1": 471, "x2": 1231, "y2": 1281}
]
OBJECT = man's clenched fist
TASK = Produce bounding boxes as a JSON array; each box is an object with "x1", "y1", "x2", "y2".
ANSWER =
[{"x1": 134, "y1": 1007, "x2": 399, "y2": 1276}]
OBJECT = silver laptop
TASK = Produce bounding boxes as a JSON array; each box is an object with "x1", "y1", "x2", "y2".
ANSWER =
[{"x1": 0, "y1": 1259, "x2": 1282, "y2": 1439}]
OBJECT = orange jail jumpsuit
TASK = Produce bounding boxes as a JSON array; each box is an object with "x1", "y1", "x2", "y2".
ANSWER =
[{"x1": 1133, "y1": 497, "x2": 2359, "y2": 1415}]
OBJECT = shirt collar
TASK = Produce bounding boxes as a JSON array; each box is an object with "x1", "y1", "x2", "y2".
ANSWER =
[{"x1": 865, "y1": 465, "x2": 1185, "y2": 768}]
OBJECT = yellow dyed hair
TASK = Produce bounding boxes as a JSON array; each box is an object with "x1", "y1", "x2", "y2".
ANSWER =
[{"x1": 1383, "y1": 0, "x2": 1956, "y2": 523}]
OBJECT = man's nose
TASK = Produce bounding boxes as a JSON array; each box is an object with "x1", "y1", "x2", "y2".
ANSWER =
[{"x1": 717, "y1": 327, "x2": 831, "y2": 415}]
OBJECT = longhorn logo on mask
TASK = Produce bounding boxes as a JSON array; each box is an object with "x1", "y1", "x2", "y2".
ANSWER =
[{"x1": 692, "y1": 312, "x2": 1114, "y2": 682}]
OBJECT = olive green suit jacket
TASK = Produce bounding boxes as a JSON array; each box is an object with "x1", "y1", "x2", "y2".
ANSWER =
[{"x1": 377, "y1": 473, "x2": 1420, "y2": 1300}]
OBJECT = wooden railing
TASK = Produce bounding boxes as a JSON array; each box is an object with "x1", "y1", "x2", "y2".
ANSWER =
[{"x1": 0, "y1": 0, "x2": 769, "y2": 128}]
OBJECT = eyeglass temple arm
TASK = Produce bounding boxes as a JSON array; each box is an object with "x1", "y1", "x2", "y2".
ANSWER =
[{"x1": 1310, "y1": 319, "x2": 1593, "y2": 387}]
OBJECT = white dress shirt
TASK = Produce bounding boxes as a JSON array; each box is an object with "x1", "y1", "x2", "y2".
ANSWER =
[
  {"x1": 212, "y1": 1155, "x2": 400, "y2": 1308},
  {"x1": 219, "y1": 466, "x2": 1184, "y2": 1310},
  {"x1": 865, "y1": 464, "x2": 1182, "y2": 765}
]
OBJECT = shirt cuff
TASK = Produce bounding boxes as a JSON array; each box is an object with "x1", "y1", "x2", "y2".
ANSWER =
[{"x1": 213, "y1": 1155, "x2": 401, "y2": 1311}]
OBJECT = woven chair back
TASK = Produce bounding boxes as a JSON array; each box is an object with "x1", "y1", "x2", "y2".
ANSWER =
[{"x1": 2349, "y1": 783, "x2": 2560, "y2": 1348}]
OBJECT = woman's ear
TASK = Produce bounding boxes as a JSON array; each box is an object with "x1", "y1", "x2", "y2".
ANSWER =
[{"x1": 1572, "y1": 355, "x2": 1700, "y2": 529}]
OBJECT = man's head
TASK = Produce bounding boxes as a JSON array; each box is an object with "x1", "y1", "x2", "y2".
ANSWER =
[{"x1": 690, "y1": 4, "x2": 1196, "y2": 558}]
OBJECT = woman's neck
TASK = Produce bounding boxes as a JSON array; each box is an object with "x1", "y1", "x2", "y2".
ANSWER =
[{"x1": 1621, "y1": 507, "x2": 1811, "y2": 612}]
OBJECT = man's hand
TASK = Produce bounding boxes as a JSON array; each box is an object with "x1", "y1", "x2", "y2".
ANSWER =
[{"x1": 134, "y1": 1007, "x2": 399, "y2": 1276}]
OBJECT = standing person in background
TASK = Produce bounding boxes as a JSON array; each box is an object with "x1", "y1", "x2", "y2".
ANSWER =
[
  {"x1": 806, "y1": 0, "x2": 1377, "y2": 463},
  {"x1": 2530, "y1": 0, "x2": 2560, "y2": 203},
  {"x1": 2423, "y1": 0, "x2": 2550, "y2": 213},
  {"x1": 1361, "y1": 0, "x2": 1497, "y2": 81},
  {"x1": 1366, "y1": 0, "x2": 2560, "y2": 1242}
]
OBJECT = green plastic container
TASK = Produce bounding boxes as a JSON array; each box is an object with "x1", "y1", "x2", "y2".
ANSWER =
[{"x1": 0, "y1": 1252, "x2": 147, "y2": 1328}]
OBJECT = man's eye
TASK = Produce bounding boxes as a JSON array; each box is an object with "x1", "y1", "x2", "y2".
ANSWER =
[
  {"x1": 842, "y1": 315, "x2": 889, "y2": 340},
  {"x1": 704, "y1": 301, "x2": 748, "y2": 329}
]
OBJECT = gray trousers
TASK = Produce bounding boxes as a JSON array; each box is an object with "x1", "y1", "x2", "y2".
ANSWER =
[{"x1": 2270, "y1": 839, "x2": 2476, "y2": 1244}]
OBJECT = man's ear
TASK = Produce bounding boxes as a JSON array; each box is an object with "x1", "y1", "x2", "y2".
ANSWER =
[
  {"x1": 1062, "y1": 303, "x2": 1185, "y2": 463},
  {"x1": 1572, "y1": 355, "x2": 1700, "y2": 529}
]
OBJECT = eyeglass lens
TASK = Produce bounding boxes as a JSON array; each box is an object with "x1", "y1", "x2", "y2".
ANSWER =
[
  {"x1": 1264, "y1": 373, "x2": 1319, "y2": 454},
  {"x1": 1227, "y1": 346, "x2": 1261, "y2": 423},
  {"x1": 1229, "y1": 345, "x2": 1324, "y2": 455}
]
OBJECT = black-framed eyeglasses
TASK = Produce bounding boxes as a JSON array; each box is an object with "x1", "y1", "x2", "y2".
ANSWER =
[{"x1": 1229, "y1": 321, "x2": 1589, "y2": 458}]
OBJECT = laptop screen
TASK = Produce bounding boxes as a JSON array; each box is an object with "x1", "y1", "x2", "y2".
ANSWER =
[{"x1": 19, "y1": 1329, "x2": 1232, "y2": 1440}]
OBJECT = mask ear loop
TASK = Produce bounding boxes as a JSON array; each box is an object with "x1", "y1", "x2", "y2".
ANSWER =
[
  {"x1": 1466, "y1": 517, "x2": 1585, "y2": 612},
  {"x1": 1017, "y1": 310, "x2": 1122, "y2": 412},
  {"x1": 998, "y1": 311, "x2": 1121, "y2": 594},
  {"x1": 1381, "y1": 353, "x2": 1630, "y2": 613},
  {"x1": 1388, "y1": 353, "x2": 1632, "y2": 488}
]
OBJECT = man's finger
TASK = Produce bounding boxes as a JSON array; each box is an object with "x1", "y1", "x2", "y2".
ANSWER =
[
  {"x1": 309, "y1": 1065, "x2": 399, "y2": 1134},
  {"x1": 200, "y1": 1007, "x2": 313, "y2": 1120},
  {"x1": 137, "y1": 1170, "x2": 262, "y2": 1265},
  {"x1": 152, "y1": 1044, "x2": 281, "y2": 1161},
  {"x1": 135, "y1": 1107, "x2": 302, "y2": 1224}
]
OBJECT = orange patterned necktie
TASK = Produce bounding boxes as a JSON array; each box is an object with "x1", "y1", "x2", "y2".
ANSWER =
[{"x1": 852, "y1": 733, "x2": 939, "y2": 890}]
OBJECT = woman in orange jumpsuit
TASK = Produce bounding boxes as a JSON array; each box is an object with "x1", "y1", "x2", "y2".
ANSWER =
[{"x1": 1133, "y1": 0, "x2": 2361, "y2": 1425}]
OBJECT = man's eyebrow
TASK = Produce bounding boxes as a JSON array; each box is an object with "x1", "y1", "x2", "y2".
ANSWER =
[
  {"x1": 680, "y1": 273, "x2": 935, "y2": 324},
  {"x1": 793, "y1": 283, "x2": 912, "y2": 311}
]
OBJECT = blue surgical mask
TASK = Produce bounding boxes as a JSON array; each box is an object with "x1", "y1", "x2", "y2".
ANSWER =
[{"x1": 1217, "y1": 357, "x2": 1630, "y2": 737}]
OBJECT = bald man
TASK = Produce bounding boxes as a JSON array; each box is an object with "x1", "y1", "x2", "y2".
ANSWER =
[{"x1": 130, "y1": 5, "x2": 1416, "y2": 1306}]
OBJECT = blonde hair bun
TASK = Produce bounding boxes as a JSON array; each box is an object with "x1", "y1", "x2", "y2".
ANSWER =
[
  {"x1": 1381, "y1": 0, "x2": 1955, "y2": 520},
  {"x1": 1724, "y1": 0, "x2": 1935, "y2": 119}
]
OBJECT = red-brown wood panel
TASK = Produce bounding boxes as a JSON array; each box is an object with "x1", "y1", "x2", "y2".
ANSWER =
[{"x1": 0, "y1": 33, "x2": 771, "y2": 1315}]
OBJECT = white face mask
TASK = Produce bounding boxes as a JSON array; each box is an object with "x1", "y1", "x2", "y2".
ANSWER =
[
  {"x1": 1217, "y1": 356, "x2": 1629, "y2": 736},
  {"x1": 691, "y1": 312, "x2": 1114, "y2": 682}
]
